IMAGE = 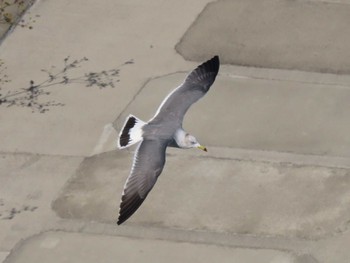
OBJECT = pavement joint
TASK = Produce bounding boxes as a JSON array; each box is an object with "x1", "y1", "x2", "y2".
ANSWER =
[
  {"x1": 90, "y1": 123, "x2": 116, "y2": 156},
  {"x1": 221, "y1": 71, "x2": 350, "y2": 90},
  {"x1": 165, "y1": 147, "x2": 350, "y2": 169},
  {"x1": 13, "y1": 220, "x2": 310, "y2": 256}
]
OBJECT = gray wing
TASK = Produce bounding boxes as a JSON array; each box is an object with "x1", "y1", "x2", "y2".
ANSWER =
[
  {"x1": 117, "y1": 139, "x2": 167, "y2": 225},
  {"x1": 150, "y1": 56, "x2": 219, "y2": 126}
]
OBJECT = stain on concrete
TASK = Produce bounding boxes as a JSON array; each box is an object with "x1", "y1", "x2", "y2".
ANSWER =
[
  {"x1": 114, "y1": 73, "x2": 350, "y2": 158},
  {"x1": 3, "y1": 231, "x2": 299, "y2": 263},
  {"x1": 52, "y1": 149, "x2": 350, "y2": 240},
  {"x1": 176, "y1": 0, "x2": 350, "y2": 74},
  {"x1": 0, "y1": 199, "x2": 38, "y2": 220},
  {"x1": 295, "y1": 254, "x2": 319, "y2": 263}
]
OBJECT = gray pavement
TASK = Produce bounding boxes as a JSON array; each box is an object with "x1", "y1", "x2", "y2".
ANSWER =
[
  {"x1": 5, "y1": 231, "x2": 299, "y2": 263},
  {"x1": 1, "y1": 0, "x2": 350, "y2": 263},
  {"x1": 176, "y1": 0, "x2": 350, "y2": 74}
]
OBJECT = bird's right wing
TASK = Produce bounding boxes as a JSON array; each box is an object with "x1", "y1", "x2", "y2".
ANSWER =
[{"x1": 117, "y1": 139, "x2": 167, "y2": 225}]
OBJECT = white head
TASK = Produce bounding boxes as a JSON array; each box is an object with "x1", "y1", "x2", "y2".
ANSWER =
[
  {"x1": 174, "y1": 129, "x2": 207, "y2": 151},
  {"x1": 185, "y1": 134, "x2": 207, "y2": 151}
]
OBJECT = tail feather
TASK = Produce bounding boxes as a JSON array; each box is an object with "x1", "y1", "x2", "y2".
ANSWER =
[{"x1": 118, "y1": 115, "x2": 145, "y2": 149}]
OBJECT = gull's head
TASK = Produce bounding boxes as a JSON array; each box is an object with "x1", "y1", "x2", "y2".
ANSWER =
[{"x1": 185, "y1": 134, "x2": 207, "y2": 152}]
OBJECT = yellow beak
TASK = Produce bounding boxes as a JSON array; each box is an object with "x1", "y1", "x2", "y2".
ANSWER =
[{"x1": 197, "y1": 145, "x2": 208, "y2": 152}]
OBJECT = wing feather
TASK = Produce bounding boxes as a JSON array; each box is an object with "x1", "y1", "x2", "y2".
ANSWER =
[
  {"x1": 117, "y1": 139, "x2": 167, "y2": 225},
  {"x1": 150, "y1": 56, "x2": 219, "y2": 125}
]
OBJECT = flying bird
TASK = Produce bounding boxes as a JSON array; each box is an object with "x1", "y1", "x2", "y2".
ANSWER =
[{"x1": 117, "y1": 56, "x2": 220, "y2": 225}]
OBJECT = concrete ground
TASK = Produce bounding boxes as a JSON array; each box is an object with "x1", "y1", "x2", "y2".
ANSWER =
[
  {"x1": 0, "y1": 0, "x2": 34, "y2": 41},
  {"x1": 1, "y1": 0, "x2": 350, "y2": 262}
]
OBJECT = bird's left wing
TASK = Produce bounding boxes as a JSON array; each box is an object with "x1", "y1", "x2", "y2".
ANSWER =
[
  {"x1": 151, "y1": 56, "x2": 220, "y2": 125},
  {"x1": 117, "y1": 139, "x2": 167, "y2": 225}
]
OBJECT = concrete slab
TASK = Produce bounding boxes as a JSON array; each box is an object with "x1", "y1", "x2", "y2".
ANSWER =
[
  {"x1": 4, "y1": 231, "x2": 297, "y2": 263},
  {"x1": 0, "y1": 252, "x2": 9, "y2": 263},
  {"x1": 176, "y1": 0, "x2": 350, "y2": 74},
  {"x1": 311, "y1": 230, "x2": 350, "y2": 263},
  {"x1": 2, "y1": 0, "x2": 350, "y2": 262},
  {"x1": 0, "y1": 0, "x2": 211, "y2": 156},
  {"x1": 114, "y1": 73, "x2": 350, "y2": 158},
  {"x1": 0, "y1": 152, "x2": 83, "y2": 250},
  {"x1": 53, "y1": 150, "x2": 350, "y2": 240}
]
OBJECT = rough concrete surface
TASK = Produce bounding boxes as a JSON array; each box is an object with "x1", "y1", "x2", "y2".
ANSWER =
[
  {"x1": 53, "y1": 149, "x2": 350, "y2": 240},
  {"x1": 176, "y1": 0, "x2": 350, "y2": 74},
  {"x1": 0, "y1": 153, "x2": 83, "y2": 250},
  {"x1": 1, "y1": 0, "x2": 350, "y2": 263},
  {"x1": 4, "y1": 231, "x2": 300, "y2": 263},
  {"x1": 0, "y1": 0, "x2": 208, "y2": 156},
  {"x1": 115, "y1": 73, "x2": 350, "y2": 157},
  {"x1": 0, "y1": 253, "x2": 8, "y2": 263}
]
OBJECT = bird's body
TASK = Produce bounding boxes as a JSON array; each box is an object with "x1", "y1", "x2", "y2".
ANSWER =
[{"x1": 117, "y1": 56, "x2": 220, "y2": 225}]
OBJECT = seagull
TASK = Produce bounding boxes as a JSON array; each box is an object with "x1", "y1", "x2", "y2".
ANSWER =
[{"x1": 117, "y1": 56, "x2": 220, "y2": 225}]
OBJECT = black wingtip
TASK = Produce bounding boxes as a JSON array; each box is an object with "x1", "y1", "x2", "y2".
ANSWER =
[
  {"x1": 210, "y1": 55, "x2": 220, "y2": 66},
  {"x1": 186, "y1": 55, "x2": 220, "y2": 88},
  {"x1": 117, "y1": 193, "x2": 146, "y2": 225},
  {"x1": 198, "y1": 55, "x2": 219, "y2": 73},
  {"x1": 119, "y1": 116, "x2": 136, "y2": 147},
  {"x1": 206, "y1": 55, "x2": 220, "y2": 74}
]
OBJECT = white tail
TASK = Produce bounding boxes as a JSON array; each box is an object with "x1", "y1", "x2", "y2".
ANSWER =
[{"x1": 118, "y1": 115, "x2": 146, "y2": 149}]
